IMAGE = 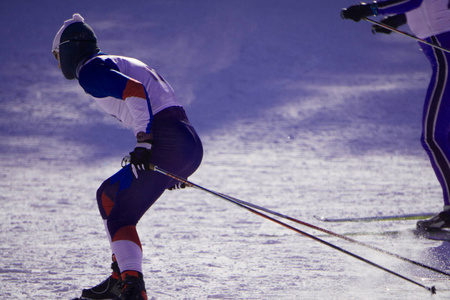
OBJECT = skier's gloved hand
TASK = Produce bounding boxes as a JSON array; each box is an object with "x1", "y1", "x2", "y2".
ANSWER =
[
  {"x1": 168, "y1": 182, "x2": 187, "y2": 190},
  {"x1": 341, "y1": 2, "x2": 378, "y2": 22},
  {"x1": 130, "y1": 132, "x2": 153, "y2": 179},
  {"x1": 371, "y1": 14, "x2": 407, "y2": 34}
]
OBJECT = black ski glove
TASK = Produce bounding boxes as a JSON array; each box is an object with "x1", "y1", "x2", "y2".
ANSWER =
[
  {"x1": 371, "y1": 14, "x2": 407, "y2": 34},
  {"x1": 341, "y1": 2, "x2": 378, "y2": 22},
  {"x1": 129, "y1": 132, "x2": 153, "y2": 178}
]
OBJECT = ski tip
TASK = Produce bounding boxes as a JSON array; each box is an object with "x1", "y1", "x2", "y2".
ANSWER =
[{"x1": 313, "y1": 215, "x2": 326, "y2": 221}]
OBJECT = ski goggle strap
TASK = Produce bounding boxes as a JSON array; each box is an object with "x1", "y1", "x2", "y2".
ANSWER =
[{"x1": 51, "y1": 39, "x2": 97, "y2": 55}]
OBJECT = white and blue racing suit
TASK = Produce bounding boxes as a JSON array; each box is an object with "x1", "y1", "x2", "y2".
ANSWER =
[{"x1": 78, "y1": 54, "x2": 203, "y2": 274}]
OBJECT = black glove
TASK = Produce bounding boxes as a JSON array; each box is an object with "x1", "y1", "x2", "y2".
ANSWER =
[
  {"x1": 341, "y1": 2, "x2": 378, "y2": 22},
  {"x1": 371, "y1": 14, "x2": 407, "y2": 34},
  {"x1": 129, "y1": 132, "x2": 153, "y2": 178}
]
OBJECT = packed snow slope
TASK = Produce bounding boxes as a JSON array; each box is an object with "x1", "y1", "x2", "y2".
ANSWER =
[{"x1": 1, "y1": 1, "x2": 449, "y2": 299}]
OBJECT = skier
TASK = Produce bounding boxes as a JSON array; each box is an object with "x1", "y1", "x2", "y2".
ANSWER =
[
  {"x1": 52, "y1": 14, "x2": 203, "y2": 299},
  {"x1": 341, "y1": 1, "x2": 450, "y2": 231}
]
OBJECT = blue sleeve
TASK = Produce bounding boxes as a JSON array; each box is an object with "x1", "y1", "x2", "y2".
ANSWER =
[
  {"x1": 78, "y1": 57, "x2": 130, "y2": 99},
  {"x1": 377, "y1": 0, "x2": 423, "y2": 15}
]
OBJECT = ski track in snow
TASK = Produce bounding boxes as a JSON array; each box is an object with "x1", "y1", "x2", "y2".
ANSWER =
[{"x1": 1, "y1": 1, "x2": 450, "y2": 299}]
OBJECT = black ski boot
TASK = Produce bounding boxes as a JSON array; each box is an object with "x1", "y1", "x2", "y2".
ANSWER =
[
  {"x1": 417, "y1": 210, "x2": 450, "y2": 231},
  {"x1": 115, "y1": 271, "x2": 147, "y2": 300},
  {"x1": 80, "y1": 255, "x2": 121, "y2": 299}
]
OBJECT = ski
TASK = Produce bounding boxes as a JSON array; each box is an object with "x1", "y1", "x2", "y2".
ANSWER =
[
  {"x1": 314, "y1": 212, "x2": 435, "y2": 223},
  {"x1": 414, "y1": 229, "x2": 450, "y2": 242},
  {"x1": 318, "y1": 228, "x2": 450, "y2": 242},
  {"x1": 323, "y1": 228, "x2": 450, "y2": 242}
]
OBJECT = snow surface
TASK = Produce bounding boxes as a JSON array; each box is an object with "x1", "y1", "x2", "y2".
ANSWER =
[{"x1": 1, "y1": 0, "x2": 450, "y2": 299}]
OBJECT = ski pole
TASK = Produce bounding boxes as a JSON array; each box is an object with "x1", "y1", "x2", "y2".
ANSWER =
[
  {"x1": 153, "y1": 163, "x2": 450, "y2": 277},
  {"x1": 217, "y1": 193, "x2": 450, "y2": 278},
  {"x1": 150, "y1": 164, "x2": 436, "y2": 294},
  {"x1": 364, "y1": 17, "x2": 450, "y2": 54}
]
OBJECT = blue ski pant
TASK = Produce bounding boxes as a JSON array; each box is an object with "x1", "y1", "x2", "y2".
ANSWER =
[
  {"x1": 420, "y1": 31, "x2": 450, "y2": 207},
  {"x1": 96, "y1": 106, "x2": 203, "y2": 242}
]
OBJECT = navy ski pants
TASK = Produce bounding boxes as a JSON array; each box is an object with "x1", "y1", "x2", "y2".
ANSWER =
[
  {"x1": 420, "y1": 31, "x2": 450, "y2": 208},
  {"x1": 96, "y1": 106, "x2": 203, "y2": 240}
]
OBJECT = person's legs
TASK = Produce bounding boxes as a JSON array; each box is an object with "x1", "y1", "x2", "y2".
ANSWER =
[
  {"x1": 82, "y1": 107, "x2": 203, "y2": 298},
  {"x1": 108, "y1": 107, "x2": 203, "y2": 275},
  {"x1": 106, "y1": 166, "x2": 167, "y2": 275},
  {"x1": 418, "y1": 33, "x2": 450, "y2": 230}
]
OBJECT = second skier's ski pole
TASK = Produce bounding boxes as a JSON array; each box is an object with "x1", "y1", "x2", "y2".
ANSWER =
[{"x1": 364, "y1": 18, "x2": 450, "y2": 54}]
